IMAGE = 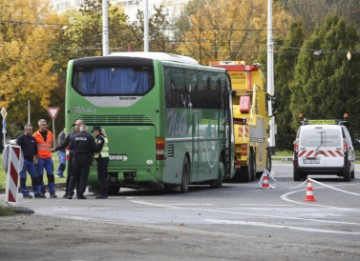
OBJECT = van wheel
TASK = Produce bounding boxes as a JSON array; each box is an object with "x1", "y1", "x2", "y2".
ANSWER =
[
  {"x1": 351, "y1": 170, "x2": 355, "y2": 179},
  {"x1": 343, "y1": 168, "x2": 351, "y2": 182},
  {"x1": 210, "y1": 161, "x2": 224, "y2": 188},
  {"x1": 180, "y1": 157, "x2": 190, "y2": 193},
  {"x1": 293, "y1": 168, "x2": 301, "y2": 181}
]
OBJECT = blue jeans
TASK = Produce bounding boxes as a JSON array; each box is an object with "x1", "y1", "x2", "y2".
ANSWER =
[
  {"x1": 56, "y1": 151, "x2": 66, "y2": 177},
  {"x1": 37, "y1": 158, "x2": 56, "y2": 194},
  {"x1": 19, "y1": 160, "x2": 41, "y2": 196}
]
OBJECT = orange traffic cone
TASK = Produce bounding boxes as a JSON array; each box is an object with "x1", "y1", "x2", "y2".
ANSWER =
[
  {"x1": 304, "y1": 180, "x2": 316, "y2": 202},
  {"x1": 261, "y1": 174, "x2": 270, "y2": 189}
]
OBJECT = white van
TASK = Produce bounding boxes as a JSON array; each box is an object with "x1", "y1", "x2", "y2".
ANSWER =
[{"x1": 293, "y1": 121, "x2": 355, "y2": 181}]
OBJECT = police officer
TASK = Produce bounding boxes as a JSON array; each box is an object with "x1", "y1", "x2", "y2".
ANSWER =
[
  {"x1": 16, "y1": 124, "x2": 44, "y2": 198},
  {"x1": 52, "y1": 119, "x2": 84, "y2": 198},
  {"x1": 92, "y1": 126, "x2": 110, "y2": 199},
  {"x1": 67, "y1": 125, "x2": 101, "y2": 199}
]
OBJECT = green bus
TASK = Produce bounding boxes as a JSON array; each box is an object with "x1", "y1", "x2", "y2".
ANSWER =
[{"x1": 65, "y1": 52, "x2": 235, "y2": 194}]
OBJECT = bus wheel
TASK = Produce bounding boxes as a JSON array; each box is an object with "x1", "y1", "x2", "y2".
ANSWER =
[
  {"x1": 108, "y1": 185, "x2": 120, "y2": 195},
  {"x1": 249, "y1": 150, "x2": 256, "y2": 181},
  {"x1": 180, "y1": 157, "x2": 190, "y2": 193},
  {"x1": 210, "y1": 161, "x2": 224, "y2": 188}
]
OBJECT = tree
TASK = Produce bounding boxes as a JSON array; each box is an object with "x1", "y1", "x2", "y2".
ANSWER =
[
  {"x1": 274, "y1": 21, "x2": 305, "y2": 150},
  {"x1": 132, "y1": 5, "x2": 175, "y2": 52},
  {"x1": 176, "y1": 0, "x2": 293, "y2": 65},
  {"x1": 0, "y1": 0, "x2": 64, "y2": 136},
  {"x1": 289, "y1": 14, "x2": 360, "y2": 138},
  {"x1": 284, "y1": 0, "x2": 360, "y2": 34}
]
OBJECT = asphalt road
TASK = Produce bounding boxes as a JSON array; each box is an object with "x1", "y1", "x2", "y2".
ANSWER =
[{"x1": 1, "y1": 161, "x2": 360, "y2": 260}]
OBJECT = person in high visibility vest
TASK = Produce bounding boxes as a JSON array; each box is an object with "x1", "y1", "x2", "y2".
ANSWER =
[
  {"x1": 33, "y1": 119, "x2": 57, "y2": 198},
  {"x1": 92, "y1": 125, "x2": 110, "y2": 199}
]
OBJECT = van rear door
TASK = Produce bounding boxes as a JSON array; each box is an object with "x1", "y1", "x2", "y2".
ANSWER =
[{"x1": 298, "y1": 126, "x2": 344, "y2": 168}]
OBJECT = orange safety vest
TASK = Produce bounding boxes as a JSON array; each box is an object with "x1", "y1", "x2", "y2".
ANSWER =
[{"x1": 33, "y1": 130, "x2": 53, "y2": 159}]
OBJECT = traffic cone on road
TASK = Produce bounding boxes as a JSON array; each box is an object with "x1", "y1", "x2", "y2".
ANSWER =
[
  {"x1": 304, "y1": 179, "x2": 316, "y2": 202},
  {"x1": 261, "y1": 174, "x2": 270, "y2": 189}
]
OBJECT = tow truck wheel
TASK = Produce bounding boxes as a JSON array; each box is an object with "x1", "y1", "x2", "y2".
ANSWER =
[
  {"x1": 180, "y1": 157, "x2": 190, "y2": 193},
  {"x1": 249, "y1": 150, "x2": 256, "y2": 181}
]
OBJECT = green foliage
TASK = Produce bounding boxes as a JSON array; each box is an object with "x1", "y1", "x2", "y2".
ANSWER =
[
  {"x1": 0, "y1": 205, "x2": 16, "y2": 216},
  {"x1": 274, "y1": 21, "x2": 305, "y2": 149},
  {"x1": 289, "y1": 14, "x2": 360, "y2": 138}
]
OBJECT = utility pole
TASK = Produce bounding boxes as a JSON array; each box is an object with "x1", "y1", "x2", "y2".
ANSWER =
[
  {"x1": 267, "y1": 0, "x2": 276, "y2": 154},
  {"x1": 144, "y1": 0, "x2": 149, "y2": 52},
  {"x1": 102, "y1": 0, "x2": 109, "y2": 56}
]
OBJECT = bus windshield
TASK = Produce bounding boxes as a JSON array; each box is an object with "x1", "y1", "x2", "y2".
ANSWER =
[{"x1": 72, "y1": 66, "x2": 154, "y2": 96}]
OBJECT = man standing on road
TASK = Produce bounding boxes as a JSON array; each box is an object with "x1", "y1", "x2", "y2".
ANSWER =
[
  {"x1": 92, "y1": 126, "x2": 110, "y2": 199},
  {"x1": 33, "y1": 119, "x2": 57, "y2": 198},
  {"x1": 56, "y1": 128, "x2": 66, "y2": 178},
  {"x1": 67, "y1": 125, "x2": 101, "y2": 199},
  {"x1": 52, "y1": 119, "x2": 83, "y2": 198},
  {"x1": 16, "y1": 124, "x2": 44, "y2": 199}
]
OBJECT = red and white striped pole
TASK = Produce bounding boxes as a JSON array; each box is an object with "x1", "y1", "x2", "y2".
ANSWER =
[{"x1": 2, "y1": 145, "x2": 24, "y2": 204}]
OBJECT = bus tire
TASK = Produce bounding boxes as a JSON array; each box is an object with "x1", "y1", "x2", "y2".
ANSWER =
[
  {"x1": 108, "y1": 185, "x2": 120, "y2": 195},
  {"x1": 180, "y1": 157, "x2": 190, "y2": 193},
  {"x1": 210, "y1": 161, "x2": 224, "y2": 188}
]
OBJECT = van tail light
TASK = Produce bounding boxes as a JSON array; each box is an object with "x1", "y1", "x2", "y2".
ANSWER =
[
  {"x1": 241, "y1": 144, "x2": 247, "y2": 156},
  {"x1": 294, "y1": 139, "x2": 299, "y2": 153},
  {"x1": 343, "y1": 139, "x2": 348, "y2": 152},
  {"x1": 156, "y1": 137, "x2": 165, "y2": 160}
]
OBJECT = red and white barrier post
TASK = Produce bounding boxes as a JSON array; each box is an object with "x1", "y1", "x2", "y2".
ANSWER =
[{"x1": 2, "y1": 145, "x2": 24, "y2": 204}]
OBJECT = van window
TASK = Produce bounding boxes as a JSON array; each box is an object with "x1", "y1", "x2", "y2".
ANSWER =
[{"x1": 300, "y1": 129, "x2": 341, "y2": 147}]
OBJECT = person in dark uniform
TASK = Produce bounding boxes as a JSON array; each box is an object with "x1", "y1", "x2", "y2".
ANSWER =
[
  {"x1": 16, "y1": 124, "x2": 44, "y2": 198},
  {"x1": 92, "y1": 126, "x2": 110, "y2": 199},
  {"x1": 51, "y1": 119, "x2": 84, "y2": 198},
  {"x1": 67, "y1": 125, "x2": 101, "y2": 199}
]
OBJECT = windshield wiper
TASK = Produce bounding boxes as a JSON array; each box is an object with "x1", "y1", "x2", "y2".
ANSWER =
[{"x1": 315, "y1": 131, "x2": 325, "y2": 152}]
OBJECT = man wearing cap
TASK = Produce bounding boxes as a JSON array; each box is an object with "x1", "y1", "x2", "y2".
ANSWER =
[
  {"x1": 68, "y1": 125, "x2": 101, "y2": 199},
  {"x1": 52, "y1": 119, "x2": 84, "y2": 198},
  {"x1": 92, "y1": 125, "x2": 110, "y2": 199}
]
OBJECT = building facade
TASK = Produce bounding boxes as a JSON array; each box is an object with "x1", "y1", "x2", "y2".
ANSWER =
[{"x1": 50, "y1": 0, "x2": 189, "y2": 23}]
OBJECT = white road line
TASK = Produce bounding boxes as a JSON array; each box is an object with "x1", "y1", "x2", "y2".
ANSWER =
[
  {"x1": 205, "y1": 219, "x2": 360, "y2": 235},
  {"x1": 280, "y1": 182, "x2": 360, "y2": 211},
  {"x1": 130, "y1": 200, "x2": 360, "y2": 227}
]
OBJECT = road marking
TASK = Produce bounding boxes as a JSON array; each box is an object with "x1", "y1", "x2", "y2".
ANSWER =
[
  {"x1": 130, "y1": 200, "x2": 360, "y2": 227},
  {"x1": 205, "y1": 219, "x2": 360, "y2": 235},
  {"x1": 281, "y1": 182, "x2": 360, "y2": 211},
  {"x1": 237, "y1": 204, "x2": 293, "y2": 207}
]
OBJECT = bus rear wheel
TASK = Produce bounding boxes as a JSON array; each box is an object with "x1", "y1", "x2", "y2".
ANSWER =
[
  {"x1": 180, "y1": 157, "x2": 190, "y2": 193},
  {"x1": 249, "y1": 150, "x2": 256, "y2": 181},
  {"x1": 108, "y1": 185, "x2": 120, "y2": 195},
  {"x1": 210, "y1": 161, "x2": 224, "y2": 188}
]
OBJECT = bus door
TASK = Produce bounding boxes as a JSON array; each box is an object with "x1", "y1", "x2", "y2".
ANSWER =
[{"x1": 192, "y1": 111, "x2": 200, "y2": 182}]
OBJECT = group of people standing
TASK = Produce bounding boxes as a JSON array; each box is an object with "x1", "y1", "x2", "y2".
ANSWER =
[{"x1": 16, "y1": 119, "x2": 109, "y2": 200}]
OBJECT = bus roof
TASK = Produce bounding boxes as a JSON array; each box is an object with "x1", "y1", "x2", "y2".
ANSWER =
[{"x1": 109, "y1": 52, "x2": 199, "y2": 65}]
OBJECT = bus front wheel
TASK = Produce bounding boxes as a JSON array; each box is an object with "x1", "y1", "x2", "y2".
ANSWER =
[{"x1": 180, "y1": 157, "x2": 190, "y2": 193}]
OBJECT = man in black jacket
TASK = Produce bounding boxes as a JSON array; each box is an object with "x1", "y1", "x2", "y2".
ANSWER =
[
  {"x1": 67, "y1": 125, "x2": 101, "y2": 199},
  {"x1": 52, "y1": 119, "x2": 83, "y2": 198},
  {"x1": 16, "y1": 124, "x2": 44, "y2": 198}
]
